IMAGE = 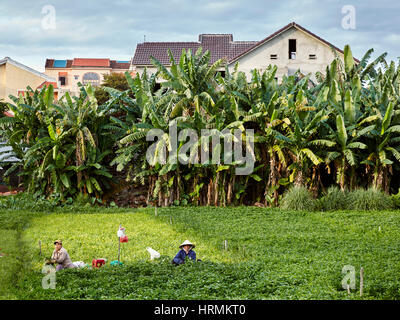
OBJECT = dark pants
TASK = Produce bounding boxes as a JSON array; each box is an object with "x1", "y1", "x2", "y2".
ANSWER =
[{"x1": 171, "y1": 259, "x2": 201, "y2": 265}]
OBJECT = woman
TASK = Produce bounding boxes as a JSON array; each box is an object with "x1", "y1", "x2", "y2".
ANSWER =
[{"x1": 172, "y1": 240, "x2": 197, "y2": 265}]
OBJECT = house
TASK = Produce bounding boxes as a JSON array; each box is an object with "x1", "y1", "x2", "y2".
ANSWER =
[
  {"x1": 44, "y1": 58, "x2": 131, "y2": 96},
  {"x1": 131, "y1": 22, "x2": 357, "y2": 82},
  {"x1": 0, "y1": 57, "x2": 57, "y2": 103}
]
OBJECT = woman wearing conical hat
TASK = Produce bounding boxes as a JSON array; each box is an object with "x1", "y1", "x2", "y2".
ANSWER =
[{"x1": 172, "y1": 240, "x2": 197, "y2": 265}]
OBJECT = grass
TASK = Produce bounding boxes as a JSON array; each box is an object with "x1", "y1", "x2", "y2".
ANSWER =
[{"x1": 1, "y1": 206, "x2": 400, "y2": 299}]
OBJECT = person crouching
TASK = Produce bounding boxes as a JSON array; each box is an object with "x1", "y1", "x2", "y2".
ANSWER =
[
  {"x1": 172, "y1": 240, "x2": 197, "y2": 265},
  {"x1": 50, "y1": 240, "x2": 75, "y2": 271}
]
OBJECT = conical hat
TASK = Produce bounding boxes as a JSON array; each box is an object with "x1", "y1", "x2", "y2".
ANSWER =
[{"x1": 179, "y1": 240, "x2": 195, "y2": 249}]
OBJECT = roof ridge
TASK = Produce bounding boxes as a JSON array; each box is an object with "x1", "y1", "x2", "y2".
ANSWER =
[
  {"x1": 199, "y1": 33, "x2": 233, "y2": 36},
  {"x1": 140, "y1": 41, "x2": 200, "y2": 44},
  {"x1": 228, "y1": 22, "x2": 359, "y2": 64},
  {"x1": 1, "y1": 57, "x2": 55, "y2": 82}
]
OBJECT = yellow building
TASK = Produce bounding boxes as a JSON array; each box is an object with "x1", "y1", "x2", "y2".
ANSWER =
[{"x1": 0, "y1": 57, "x2": 56, "y2": 103}]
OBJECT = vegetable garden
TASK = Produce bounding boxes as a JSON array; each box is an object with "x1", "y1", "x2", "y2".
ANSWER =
[{"x1": 1, "y1": 206, "x2": 400, "y2": 300}]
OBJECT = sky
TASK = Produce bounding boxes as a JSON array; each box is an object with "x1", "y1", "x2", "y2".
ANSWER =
[{"x1": 1, "y1": 0, "x2": 399, "y2": 72}]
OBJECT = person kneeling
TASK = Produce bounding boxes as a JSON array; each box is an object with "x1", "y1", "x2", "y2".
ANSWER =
[{"x1": 172, "y1": 240, "x2": 198, "y2": 265}]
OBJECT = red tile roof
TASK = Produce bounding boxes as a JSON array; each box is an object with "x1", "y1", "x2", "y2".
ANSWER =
[
  {"x1": 132, "y1": 34, "x2": 257, "y2": 65},
  {"x1": 37, "y1": 81, "x2": 58, "y2": 90},
  {"x1": 72, "y1": 58, "x2": 110, "y2": 67}
]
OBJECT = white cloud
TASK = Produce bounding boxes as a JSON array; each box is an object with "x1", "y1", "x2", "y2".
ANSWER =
[{"x1": 0, "y1": 0, "x2": 398, "y2": 69}]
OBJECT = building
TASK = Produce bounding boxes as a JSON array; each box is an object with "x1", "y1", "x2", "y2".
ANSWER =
[
  {"x1": 0, "y1": 57, "x2": 56, "y2": 103},
  {"x1": 44, "y1": 58, "x2": 131, "y2": 96},
  {"x1": 131, "y1": 22, "x2": 357, "y2": 82}
]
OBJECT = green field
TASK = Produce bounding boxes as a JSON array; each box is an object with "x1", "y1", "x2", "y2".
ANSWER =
[{"x1": 1, "y1": 207, "x2": 399, "y2": 299}]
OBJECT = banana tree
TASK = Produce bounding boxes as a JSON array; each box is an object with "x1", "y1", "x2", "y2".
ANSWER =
[
  {"x1": 278, "y1": 90, "x2": 332, "y2": 186},
  {"x1": 325, "y1": 114, "x2": 368, "y2": 190},
  {"x1": 361, "y1": 102, "x2": 400, "y2": 192}
]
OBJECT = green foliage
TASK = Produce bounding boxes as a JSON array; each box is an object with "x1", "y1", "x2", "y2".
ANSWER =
[
  {"x1": 94, "y1": 72, "x2": 131, "y2": 105},
  {"x1": 346, "y1": 188, "x2": 394, "y2": 211},
  {"x1": 317, "y1": 186, "x2": 349, "y2": 211},
  {"x1": 1, "y1": 84, "x2": 117, "y2": 200},
  {"x1": 280, "y1": 185, "x2": 316, "y2": 211}
]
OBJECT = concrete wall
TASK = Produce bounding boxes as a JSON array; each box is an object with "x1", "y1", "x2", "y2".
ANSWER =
[
  {"x1": 134, "y1": 66, "x2": 158, "y2": 78},
  {"x1": 0, "y1": 62, "x2": 46, "y2": 103},
  {"x1": 228, "y1": 27, "x2": 343, "y2": 82}
]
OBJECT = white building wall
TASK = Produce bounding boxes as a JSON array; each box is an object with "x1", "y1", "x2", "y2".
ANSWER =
[{"x1": 228, "y1": 27, "x2": 343, "y2": 82}]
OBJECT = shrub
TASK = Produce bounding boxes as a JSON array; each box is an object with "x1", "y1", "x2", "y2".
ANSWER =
[
  {"x1": 346, "y1": 188, "x2": 394, "y2": 211},
  {"x1": 318, "y1": 187, "x2": 349, "y2": 211},
  {"x1": 280, "y1": 185, "x2": 316, "y2": 211}
]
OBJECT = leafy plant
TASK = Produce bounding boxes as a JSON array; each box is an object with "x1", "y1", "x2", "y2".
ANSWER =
[
  {"x1": 317, "y1": 186, "x2": 349, "y2": 211},
  {"x1": 346, "y1": 188, "x2": 394, "y2": 210},
  {"x1": 280, "y1": 185, "x2": 316, "y2": 211}
]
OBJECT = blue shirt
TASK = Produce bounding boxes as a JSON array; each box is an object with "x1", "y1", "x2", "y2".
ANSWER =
[{"x1": 173, "y1": 249, "x2": 196, "y2": 264}]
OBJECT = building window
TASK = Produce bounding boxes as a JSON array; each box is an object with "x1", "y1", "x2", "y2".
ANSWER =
[
  {"x1": 74, "y1": 75, "x2": 79, "y2": 80},
  {"x1": 289, "y1": 39, "x2": 297, "y2": 60},
  {"x1": 270, "y1": 54, "x2": 278, "y2": 60},
  {"x1": 59, "y1": 76, "x2": 66, "y2": 86},
  {"x1": 309, "y1": 54, "x2": 317, "y2": 60},
  {"x1": 82, "y1": 72, "x2": 100, "y2": 86}
]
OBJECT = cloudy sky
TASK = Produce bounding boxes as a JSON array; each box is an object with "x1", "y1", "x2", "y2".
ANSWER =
[{"x1": 1, "y1": 0, "x2": 399, "y2": 72}]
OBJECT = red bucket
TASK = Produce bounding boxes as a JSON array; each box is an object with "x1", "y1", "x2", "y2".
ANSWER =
[
  {"x1": 119, "y1": 235, "x2": 129, "y2": 243},
  {"x1": 92, "y1": 259, "x2": 106, "y2": 268}
]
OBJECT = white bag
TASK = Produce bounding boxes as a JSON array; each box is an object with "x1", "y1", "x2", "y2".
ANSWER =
[
  {"x1": 117, "y1": 227, "x2": 126, "y2": 238},
  {"x1": 146, "y1": 247, "x2": 161, "y2": 260},
  {"x1": 72, "y1": 261, "x2": 86, "y2": 268}
]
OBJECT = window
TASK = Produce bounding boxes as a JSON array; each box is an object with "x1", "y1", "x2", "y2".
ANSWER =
[
  {"x1": 59, "y1": 76, "x2": 66, "y2": 86},
  {"x1": 270, "y1": 54, "x2": 278, "y2": 60},
  {"x1": 153, "y1": 82, "x2": 161, "y2": 92},
  {"x1": 309, "y1": 54, "x2": 317, "y2": 60},
  {"x1": 82, "y1": 72, "x2": 100, "y2": 86},
  {"x1": 74, "y1": 75, "x2": 79, "y2": 80},
  {"x1": 289, "y1": 39, "x2": 297, "y2": 60}
]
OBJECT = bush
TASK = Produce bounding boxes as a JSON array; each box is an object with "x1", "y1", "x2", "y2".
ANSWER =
[
  {"x1": 280, "y1": 185, "x2": 316, "y2": 211},
  {"x1": 346, "y1": 188, "x2": 394, "y2": 211},
  {"x1": 318, "y1": 187, "x2": 349, "y2": 211}
]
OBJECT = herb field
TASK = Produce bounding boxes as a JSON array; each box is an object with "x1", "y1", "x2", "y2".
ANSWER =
[{"x1": 1, "y1": 207, "x2": 399, "y2": 299}]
